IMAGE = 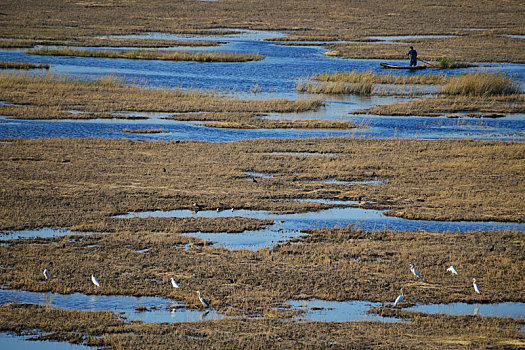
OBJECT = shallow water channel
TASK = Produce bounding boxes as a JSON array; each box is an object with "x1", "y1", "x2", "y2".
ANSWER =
[
  {"x1": 115, "y1": 201, "x2": 525, "y2": 250},
  {"x1": 1, "y1": 29, "x2": 525, "y2": 141},
  {"x1": 1, "y1": 28, "x2": 524, "y2": 347},
  {"x1": 0, "y1": 289, "x2": 224, "y2": 323},
  {"x1": 287, "y1": 299, "x2": 525, "y2": 321},
  {"x1": 0, "y1": 332, "x2": 92, "y2": 350}
]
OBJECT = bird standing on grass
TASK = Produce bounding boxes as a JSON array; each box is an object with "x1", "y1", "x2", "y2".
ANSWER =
[
  {"x1": 394, "y1": 288, "x2": 404, "y2": 307},
  {"x1": 409, "y1": 264, "x2": 421, "y2": 278},
  {"x1": 43, "y1": 269, "x2": 50, "y2": 280},
  {"x1": 472, "y1": 278, "x2": 480, "y2": 294},
  {"x1": 170, "y1": 278, "x2": 180, "y2": 289},
  {"x1": 446, "y1": 265, "x2": 458, "y2": 275},
  {"x1": 91, "y1": 274, "x2": 101, "y2": 287},
  {"x1": 196, "y1": 290, "x2": 209, "y2": 308}
]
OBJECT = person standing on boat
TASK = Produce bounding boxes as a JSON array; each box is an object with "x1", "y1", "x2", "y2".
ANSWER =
[{"x1": 406, "y1": 46, "x2": 417, "y2": 66}]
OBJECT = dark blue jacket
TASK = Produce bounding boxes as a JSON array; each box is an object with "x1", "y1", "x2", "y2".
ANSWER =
[{"x1": 407, "y1": 49, "x2": 417, "y2": 59}]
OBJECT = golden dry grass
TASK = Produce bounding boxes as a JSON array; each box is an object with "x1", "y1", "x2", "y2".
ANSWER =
[
  {"x1": 0, "y1": 137, "x2": 523, "y2": 231},
  {"x1": 121, "y1": 128, "x2": 165, "y2": 134},
  {"x1": 28, "y1": 47, "x2": 265, "y2": 62},
  {"x1": 310, "y1": 71, "x2": 446, "y2": 85},
  {"x1": 297, "y1": 79, "x2": 373, "y2": 95},
  {"x1": 1, "y1": 0, "x2": 523, "y2": 62},
  {"x1": 0, "y1": 303, "x2": 523, "y2": 349},
  {"x1": 165, "y1": 112, "x2": 358, "y2": 130},
  {"x1": 0, "y1": 61, "x2": 49, "y2": 70},
  {"x1": 0, "y1": 73, "x2": 321, "y2": 121},
  {"x1": 444, "y1": 72, "x2": 522, "y2": 96},
  {"x1": 0, "y1": 38, "x2": 224, "y2": 48},
  {"x1": 367, "y1": 95, "x2": 525, "y2": 116},
  {"x1": 326, "y1": 33, "x2": 525, "y2": 63},
  {"x1": 1, "y1": 225, "x2": 524, "y2": 313}
]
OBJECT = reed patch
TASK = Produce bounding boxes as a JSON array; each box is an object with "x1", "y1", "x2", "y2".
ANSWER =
[
  {"x1": 0, "y1": 73, "x2": 321, "y2": 124},
  {"x1": 28, "y1": 47, "x2": 265, "y2": 63},
  {"x1": 0, "y1": 61, "x2": 49, "y2": 70}
]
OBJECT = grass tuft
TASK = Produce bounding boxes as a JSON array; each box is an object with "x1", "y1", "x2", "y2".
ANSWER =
[
  {"x1": 444, "y1": 72, "x2": 521, "y2": 96},
  {"x1": 0, "y1": 61, "x2": 49, "y2": 70},
  {"x1": 28, "y1": 47, "x2": 265, "y2": 63}
]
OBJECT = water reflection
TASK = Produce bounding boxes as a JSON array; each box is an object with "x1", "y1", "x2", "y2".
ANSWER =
[
  {"x1": 1, "y1": 25, "x2": 524, "y2": 141},
  {"x1": 0, "y1": 289, "x2": 224, "y2": 323},
  {"x1": 0, "y1": 332, "x2": 92, "y2": 350},
  {"x1": 0, "y1": 228, "x2": 74, "y2": 241},
  {"x1": 116, "y1": 204, "x2": 525, "y2": 250},
  {"x1": 407, "y1": 302, "x2": 525, "y2": 319},
  {"x1": 287, "y1": 298, "x2": 401, "y2": 323}
]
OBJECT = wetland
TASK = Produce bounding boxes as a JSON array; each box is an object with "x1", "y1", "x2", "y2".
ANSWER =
[{"x1": 1, "y1": 0, "x2": 524, "y2": 348}]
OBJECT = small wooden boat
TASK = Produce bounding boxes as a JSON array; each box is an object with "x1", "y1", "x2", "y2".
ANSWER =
[{"x1": 380, "y1": 63, "x2": 427, "y2": 70}]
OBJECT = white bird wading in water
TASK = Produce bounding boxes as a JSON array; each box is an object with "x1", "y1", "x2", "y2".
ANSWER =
[
  {"x1": 394, "y1": 288, "x2": 404, "y2": 307},
  {"x1": 197, "y1": 290, "x2": 209, "y2": 308}
]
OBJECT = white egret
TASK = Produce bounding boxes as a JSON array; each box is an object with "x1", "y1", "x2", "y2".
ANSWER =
[
  {"x1": 394, "y1": 288, "x2": 404, "y2": 307},
  {"x1": 91, "y1": 274, "x2": 101, "y2": 287},
  {"x1": 170, "y1": 277, "x2": 180, "y2": 289},
  {"x1": 472, "y1": 278, "x2": 480, "y2": 294},
  {"x1": 196, "y1": 290, "x2": 209, "y2": 308},
  {"x1": 43, "y1": 268, "x2": 50, "y2": 280},
  {"x1": 409, "y1": 264, "x2": 421, "y2": 278},
  {"x1": 446, "y1": 265, "x2": 458, "y2": 275}
]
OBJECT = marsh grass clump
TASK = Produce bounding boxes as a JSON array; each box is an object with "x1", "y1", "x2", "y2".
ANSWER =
[
  {"x1": 297, "y1": 79, "x2": 373, "y2": 95},
  {"x1": 0, "y1": 61, "x2": 49, "y2": 70},
  {"x1": 0, "y1": 40, "x2": 35, "y2": 48},
  {"x1": 435, "y1": 58, "x2": 477, "y2": 69},
  {"x1": 28, "y1": 47, "x2": 265, "y2": 63},
  {"x1": 0, "y1": 72, "x2": 321, "y2": 122},
  {"x1": 366, "y1": 95, "x2": 525, "y2": 116},
  {"x1": 311, "y1": 70, "x2": 446, "y2": 85},
  {"x1": 121, "y1": 128, "x2": 165, "y2": 134},
  {"x1": 444, "y1": 72, "x2": 521, "y2": 96}
]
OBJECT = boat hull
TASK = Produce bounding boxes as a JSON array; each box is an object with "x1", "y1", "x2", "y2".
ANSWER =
[{"x1": 380, "y1": 63, "x2": 427, "y2": 70}]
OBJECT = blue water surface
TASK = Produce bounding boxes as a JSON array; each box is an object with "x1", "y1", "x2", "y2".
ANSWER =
[{"x1": 1, "y1": 29, "x2": 524, "y2": 141}]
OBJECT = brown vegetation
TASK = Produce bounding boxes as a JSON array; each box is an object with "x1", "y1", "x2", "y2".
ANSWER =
[
  {"x1": 1, "y1": 224, "x2": 524, "y2": 310},
  {"x1": 0, "y1": 38, "x2": 224, "y2": 49},
  {"x1": 0, "y1": 304, "x2": 523, "y2": 349},
  {"x1": 0, "y1": 0, "x2": 523, "y2": 62},
  {"x1": 121, "y1": 128, "x2": 165, "y2": 134},
  {"x1": 0, "y1": 61, "x2": 49, "y2": 70},
  {"x1": 444, "y1": 72, "x2": 521, "y2": 96},
  {"x1": 326, "y1": 33, "x2": 525, "y2": 63},
  {"x1": 167, "y1": 112, "x2": 358, "y2": 130},
  {"x1": 367, "y1": 95, "x2": 525, "y2": 116},
  {"x1": 0, "y1": 137, "x2": 523, "y2": 231},
  {"x1": 310, "y1": 71, "x2": 447, "y2": 85},
  {"x1": 0, "y1": 73, "x2": 321, "y2": 122},
  {"x1": 28, "y1": 47, "x2": 265, "y2": 63}
]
